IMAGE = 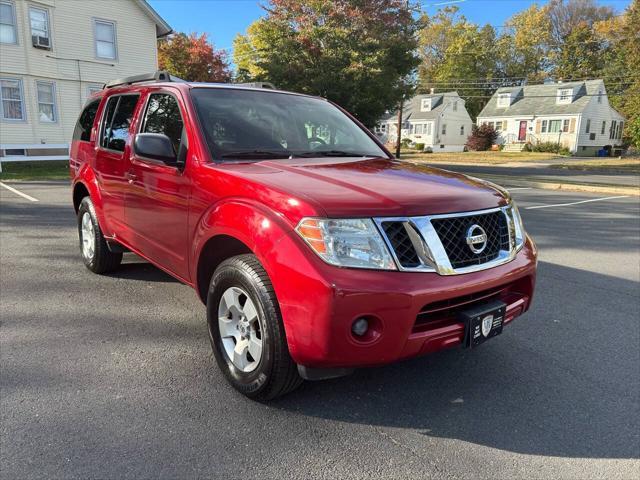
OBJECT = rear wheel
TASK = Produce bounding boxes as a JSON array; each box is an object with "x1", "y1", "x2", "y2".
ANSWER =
[
  {"x1": 207, "y1": 254, "x2": 302, "y2": 400},
  {"x1": 77, "y1": 197, "x2": 122, "y2": 274}
]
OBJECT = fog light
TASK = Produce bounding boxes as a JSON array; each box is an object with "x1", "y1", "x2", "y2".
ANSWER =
[{"x1": 352, "y1": 317, "x2": 369, "y2": 337}]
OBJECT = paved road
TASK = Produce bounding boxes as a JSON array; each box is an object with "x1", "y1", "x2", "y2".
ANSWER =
[{"x1": 1, "y1": 181, "x2": 639, "y2": 479}]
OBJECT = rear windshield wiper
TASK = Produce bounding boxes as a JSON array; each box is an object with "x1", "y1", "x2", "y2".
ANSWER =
[
  {"x1": 220, "y1": 150, "x2": 292, "y2": 160},
  {"x1": 295, "y1": 150, "x2": 375, "y2": 158}
]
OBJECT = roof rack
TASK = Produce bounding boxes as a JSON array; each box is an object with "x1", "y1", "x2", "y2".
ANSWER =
[
  {"x1": 235, "y1": 82, "x2": 276, "y2": 90},
  {"x1": 103, "y1": 70, "x2": 185, "y2": 89}
]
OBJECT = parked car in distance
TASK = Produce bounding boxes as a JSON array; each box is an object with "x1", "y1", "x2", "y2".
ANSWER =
[{"x1": 70, "y1": 71, "x2": 537, "y2": 400}]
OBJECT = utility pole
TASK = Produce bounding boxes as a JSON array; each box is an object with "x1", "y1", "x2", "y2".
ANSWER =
[{"x1": 395, "y1": 98, "x2": 403, "y2": 158}]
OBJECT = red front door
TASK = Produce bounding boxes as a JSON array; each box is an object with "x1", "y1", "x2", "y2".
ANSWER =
[{"x1": 518, "y1": 121, "x2": 527, "y2": 141}]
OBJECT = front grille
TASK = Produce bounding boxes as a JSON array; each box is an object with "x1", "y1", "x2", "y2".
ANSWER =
[
  {"x1": 431, "y1": 211, "x2": 509, "y2": 269},
  {"x1": 381, "y1": 221, "x2": 420, "y2": 268}
]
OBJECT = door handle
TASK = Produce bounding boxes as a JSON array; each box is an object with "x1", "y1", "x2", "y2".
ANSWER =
[{"x1": 125, "y1": 172, "x2": 137, "y2": 184}]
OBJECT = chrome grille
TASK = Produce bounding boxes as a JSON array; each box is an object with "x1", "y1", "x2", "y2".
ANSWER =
[
  {"x1": 431, "y1": 211, "x2": 509, "y2": 269},
  {"x1": 374, "y1": 206, "x2": 517, "y2": 275},
  {"x1": 381, "y1": 221, "x2": 420, "y2": 268}
]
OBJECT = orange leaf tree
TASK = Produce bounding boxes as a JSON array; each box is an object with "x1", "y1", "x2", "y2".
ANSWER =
[{"x1": 158, "y1": 32, "x2": 231, "y2": 82}]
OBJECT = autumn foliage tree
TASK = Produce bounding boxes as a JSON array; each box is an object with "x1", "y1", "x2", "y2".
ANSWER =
[
  {"x1": 233, "y1": 0, "x2": 419, "y2": 127},
  {"x1": 158, "y1": 32, "x2": 231, "y2": 82}
]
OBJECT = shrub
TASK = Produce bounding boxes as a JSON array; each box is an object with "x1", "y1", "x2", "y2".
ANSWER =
[
  {"x1": 424, "y1": 146, "x2": 433, "y2": 153},
  {"x1": 415, "y1": 143, "x2": 425, "y2": 151},
  {"x1": 401, "y1": 138, "x2": 412, "y2": 148},
  {"x1": 531, "y1": 142, "x2": 568, "y2": 154},
  {"x1": 466, "y1": 124, "x2": 497, "y2": 151}
]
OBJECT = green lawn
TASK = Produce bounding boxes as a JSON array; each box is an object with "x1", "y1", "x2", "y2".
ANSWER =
[
  {"x1": 0, "y1": 160, "x2": 69, "y2": 181},
  {"x1": 401, "y1": 151, "x2": 563, "y2": 164}
]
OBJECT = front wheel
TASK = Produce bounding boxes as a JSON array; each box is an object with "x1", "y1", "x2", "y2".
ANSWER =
[
  {"x1": 77, "y1": 197, "x2": 122, "y2": 274},
  {"x1": 207, "y1": 254, "x2": 302, "y2": 400}
]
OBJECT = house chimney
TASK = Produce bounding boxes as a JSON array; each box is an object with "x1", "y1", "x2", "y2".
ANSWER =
[{"x1": 430, "y1": 87, "x2": 435, "y2": 94}]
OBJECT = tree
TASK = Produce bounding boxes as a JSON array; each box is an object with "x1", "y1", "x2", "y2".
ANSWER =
[
  {"x1": 497, "y1": 4, "x2": 553, "y2": 82},
  {"x1": 595, "y1": 0, "x2": 640, "y2": 147},
  {"x1": 417, "y1": 7, "x2": 499, "y2": 117},
  {"x1": 232, "y1": 0, "x2": 419, "y2": 127},
  {"x1": 553, "y1": 23, "x2": 605, "y2": 79},
  {"x1": 548, "y1": 0, "x2": 614, "y2": 45},
  {"x1": 158, "y1": 32, "x2": 231, "y2": 82}
]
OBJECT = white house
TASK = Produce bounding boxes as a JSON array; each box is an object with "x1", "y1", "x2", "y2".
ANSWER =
[
  {"x1": 375, "y1": 92, "x2": 473, "y2": 152},
  {"x1": 0, "y1": 0, "x2": 171, "y2": 161},
  {"x1": 477, "y1": 80, "x2": 625, "y2": 155}
]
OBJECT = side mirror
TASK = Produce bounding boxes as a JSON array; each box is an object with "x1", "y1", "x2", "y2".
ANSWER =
[{"x1": 133, "y1": 133, "x2": 177, "y2": 165}]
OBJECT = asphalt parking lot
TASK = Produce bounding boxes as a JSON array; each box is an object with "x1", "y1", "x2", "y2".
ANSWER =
[{"x1": 1, "y1": 180, "x2": 639, "y2": 479}]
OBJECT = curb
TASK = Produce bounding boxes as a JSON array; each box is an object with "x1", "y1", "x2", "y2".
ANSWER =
[{"x1": 484, "y1": 177, "x2": 640, "y2": 196}]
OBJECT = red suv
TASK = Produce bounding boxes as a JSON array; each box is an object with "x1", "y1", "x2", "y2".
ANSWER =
[{"x1": 70, "y1": 72, "x2": 537, "y2": 400}]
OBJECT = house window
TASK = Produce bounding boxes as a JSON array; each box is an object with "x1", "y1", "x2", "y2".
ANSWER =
[
  {"x1": 562, "y1": 119, "x2": 570, "y2": 132},
  {"x1": 497, "y1": 93, "x2": 511, "y2": 108},
  {"x1": 453, "y1": 101, "x2": 458, "y2": 112},
  {"x1": 0, "y1": 0, "x2": 17, "y2": 44},
  {"x1": 495, "y1": 121, "x2": 503, "y2": 132},
  {"x1": 541, "y1": 120, "x2": 548, "y2": 133},
  {"x1": 420, "y1": 98, "x2": 431, "y2": 112},
  {"x1": 460, "y1": 125, "x2": 464, "y2": 135},
  {"x1": 601, "y1": 121, "x2": 606, "y2": 135},
  {"x1": 0, "y1": 78, "x2": 24, "y2": 120},
  {"x1": 441, "y1": 124, "x2": 447, "y2": 135},
  {"x1": 585, "y1": 119, "x2": 591, "y2": 133},
  {"x1": 609, "y1": 120, "x2": 616, "y2": 140},
  {"x1": 36, "y1": 81, "x2": 56, "y2": 122},
  {"x1": 94, "y1": 19, "x2": 117, "y2": 59},
  {"x1": 557, "y1": 88, "x2": 573, "y2": 104},
  {"x1": 29, "y1": 6, "x2": 51, "y2": 49},
  {"x1": 597, "y1": 91, "x2": 602, "y2": 103},
  {"x1": 618, "y1": 122, "x2": 624, "y2": 140},
  {"x1": 548, "y1": 120, "x2": 562, "y2": 133}
]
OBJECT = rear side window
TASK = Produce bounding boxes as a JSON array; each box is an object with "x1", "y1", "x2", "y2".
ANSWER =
[
  {"x1": 72, "y1": 99, "x2": 100, "y2": 142},
  {"x1": 100, "y1": 94, "x2": 139, "y2": 152},
  {"x1": 142, "y1": 93, "x2": 184, "y2": 154}
]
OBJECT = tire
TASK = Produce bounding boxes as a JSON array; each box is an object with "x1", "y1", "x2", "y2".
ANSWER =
[
  {"x1": 207, "y1": 254, "x2": 302, "y2": 400},
  {"x1": 77, "y1": 197, "x2": 122, "y2": 274}
]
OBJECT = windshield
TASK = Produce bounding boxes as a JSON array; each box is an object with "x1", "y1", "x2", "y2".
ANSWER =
[{"x1": 190, "y1": 88, "x2": 388, "y2": 161}]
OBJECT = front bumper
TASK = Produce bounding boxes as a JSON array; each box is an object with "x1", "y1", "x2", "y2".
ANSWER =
[{"x1": 274, "y1": 235, "x2": 537, "y2": 369}]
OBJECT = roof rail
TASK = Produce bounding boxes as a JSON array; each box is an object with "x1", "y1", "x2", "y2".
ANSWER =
[
  {"x1": 103, "y1": 70, "x2": 185, "y2": 89},
  {"x1": 235, "y1": 82, "x2": 276, "y2": 90}
]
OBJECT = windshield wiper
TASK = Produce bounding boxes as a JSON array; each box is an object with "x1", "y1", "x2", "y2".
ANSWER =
[
  {"x1": 295, "y1": 150, "x2": 374, "y2": 158},
  {"x1": 220, "y1": 150, "x2": 292, "y2": 160}
]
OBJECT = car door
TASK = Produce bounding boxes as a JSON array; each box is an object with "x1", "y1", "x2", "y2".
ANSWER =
[
  {"x1": 125, "y1": 89, "x2": 191, "y2": 281},
  {"x1": 94, "y1": 94, "x2": 140, "y2": 237}
]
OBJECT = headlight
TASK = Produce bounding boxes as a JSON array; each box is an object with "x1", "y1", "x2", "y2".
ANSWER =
[
  {"x1": 296, "y1": 218, "x2": 397, "y2": 270},
  {"x1": 510, "y1": 202, "x2": 525, "y2": 252}
]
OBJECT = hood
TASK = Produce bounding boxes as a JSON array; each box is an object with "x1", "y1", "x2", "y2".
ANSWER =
[{"x1": 217, "y1": 157, "x2": 509, "y2": 218}]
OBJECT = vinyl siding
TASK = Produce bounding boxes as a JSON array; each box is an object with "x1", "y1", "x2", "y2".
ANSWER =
[
  {"x1": 576, "y1": 89, "x2": 625, "y2": 151},
  {"x1": 0, "y1": 0, "x2": 159, "y2": 148}
]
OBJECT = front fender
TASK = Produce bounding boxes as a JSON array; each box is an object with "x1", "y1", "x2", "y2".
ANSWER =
[{"x1": 191, "y1": 199, "x2": 334, "y2": 363}]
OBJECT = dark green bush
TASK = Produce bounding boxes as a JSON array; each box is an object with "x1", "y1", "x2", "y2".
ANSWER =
[{"x1": 415, "y1": 143, "x2": 425, "y2": 151}]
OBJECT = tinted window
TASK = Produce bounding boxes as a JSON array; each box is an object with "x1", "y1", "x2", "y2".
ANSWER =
[
  {"x1": 100, "y1": 96, "x2": 119, "y2": 148},
  {"x1": 142, "y1": 93, "x2": 184, "y2": 154},
  {"x1": 190, "y1": 88, "x2": 386, "y2": 161},
  {"x1": 73, "y1": 99, "x2": 100, "y2": 142},
  {"x1": 101, "y1": 95, "x2": 139, "y2": 152}
]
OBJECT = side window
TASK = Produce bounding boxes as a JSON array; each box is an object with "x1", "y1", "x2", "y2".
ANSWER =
[
  {"x1": 72, "y1": 99, "x2": 100, "y2": 142},
  {"x1": 101, "y1": 95, "x2": 139, "y2": 152},
  {"x1": 142, "y1": 93, "x2": 184, "y2": 154}
]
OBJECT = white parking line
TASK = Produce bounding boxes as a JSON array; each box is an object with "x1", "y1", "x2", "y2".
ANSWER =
[
  {"x1": 525, "y1": 195, "x2": 629, "y2": 210},
  {"x1": 507, "y1": 187, "x2": 532, "y2": 191},
  {"x1": 0, "y1": 182, "x2": 39, "y2": 202}
]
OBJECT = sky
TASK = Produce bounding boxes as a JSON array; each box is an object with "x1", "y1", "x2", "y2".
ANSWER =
[{"x1": 148, "y1": 0, "x2": 632, "y2": 63}]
